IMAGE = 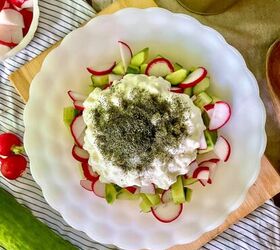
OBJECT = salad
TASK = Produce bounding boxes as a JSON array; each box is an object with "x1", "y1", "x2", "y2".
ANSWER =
[
  {"x1": 63, "y1": 41, "x2": 231, "y2": 223},
  {"x1": 0, "y1": 0, "x2": 33, "y2": 57}
]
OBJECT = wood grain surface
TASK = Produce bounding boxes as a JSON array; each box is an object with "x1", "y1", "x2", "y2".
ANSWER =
[{"x1": 8, "y1": 0, "x2": 280, "y2": 249}]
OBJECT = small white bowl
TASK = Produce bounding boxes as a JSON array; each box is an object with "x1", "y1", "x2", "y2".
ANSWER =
[{"x1": 0, "y1": 0, "x2": 40, "y2": 61}]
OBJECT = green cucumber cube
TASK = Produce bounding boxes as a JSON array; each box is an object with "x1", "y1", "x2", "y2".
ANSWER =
[
  {"x1": 184, "y1": 188, "x2": 193, "y2": 203},
  {"x1": 183, "y1": 178, "x2": 198, "y2": 186},
  {"x1": 145, "y1": 194, "x2": 161, "y2": 206},
  {"x1": 130, "y1": 48, "x2": 149, "y2": 66},
  {"x1": 126, "y1": 64, "x2": 140, "y2": 74},
  {"x1": 193, "y1": 77, "x2": 210, "y2": 95},
  {"x1": 165, "y1": 69, "x2": 188, "y2": 85},
  {"x1": 202, "y1": 111, "x2": 210, "y2": 127},
  {"x1": 117, "y1": 189, "x2": 140, "y2": 200},
  {"x1": 91, "y1": 75, "x2": 108, "y2": 87},
  {"x1": 193, "y1": 92, "x2": 212, "y2": 109},
  {"x1": 184, "y1": 87, "x2": 193, "y2": 96},
  {"x1": 198, "y1": 130, "x2": 218, "y2": 154},
  {"x1": 140, "y1": 64, "x2": 148, "y2": 74},
  {"x1": 171, "y1": 176, "x2": 185, "y2": 204},
  {"x1": 105, "y1": 184, "x2": 118, "y2": 204},
  {"x1": 63, "y1": 107, "x2": 78, "y2": 127},
  {"x1": 112, "y1": 61, "x2": 125, "y2": 75},
  {"x1": 139, "y1": 194, "x2": 152, "y2": 213}
]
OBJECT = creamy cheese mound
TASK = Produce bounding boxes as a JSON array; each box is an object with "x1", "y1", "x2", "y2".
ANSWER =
[{"x1": 83, "y1": 74, "x2": 205, "y2": 189}]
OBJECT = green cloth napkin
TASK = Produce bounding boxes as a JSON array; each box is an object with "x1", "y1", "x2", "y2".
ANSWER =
[{"x1": 156, "y1": 0, "x2": 280, "y2": 169}]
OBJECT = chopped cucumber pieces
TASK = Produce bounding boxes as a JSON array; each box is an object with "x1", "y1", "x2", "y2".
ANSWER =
[
  {"x1": 112, "y1": 61, "x2": 125, "y2": 75},
  {"x1": 174, "y1": 62, "x2": 183, "y2": 71},
  {"x1": 184, "y1": 188, "x2": 193, "y2": 203},
  {"x1": 126, "y1": 64, "x2": 140, "y2": 74},
  {"x1": 140, "y1": 194, "x2": 152, "y2": 213},
  {"x1": 165, "y1": 69, "x2": 188, "y2": 85},
  {"x1": 105, "y1": 184, "x2": 118, "y2": 204},
  {"x1": 193, "y1": 77, "x2": 210, "y2": 95},
  {"x1": 117, "y1": 189, "x2": 140, "y2": 200},
  {"x1": 145, "y1": 194, "x2": 161, "y2": 206},
  {"x1": 171, "y1": 176, "x2": 185, "y2": 204},
  {"x1": 198, "y1": 129, "x2": 218, "y2": 154},
  {"x1": 140, "y1": 63, "x2": 148, "y2": 74},
  {"x1": 130, "y1": 48, "x2": 149, "y2": 66},
  {"x1": 183, "y1": 178, "x2": 198, "y2": 186},
  {"x1": 91, "y1": 75, "x2": 108, "y2": 87},
  {"x1": 193, "y1": 92, "x2": 212, "y2": 109},
  {"x1": 202, "y1": 111, "x2": 210, "y2": 127},
  {"x1": 184, "y1": 87, "x2": 193, "y2": 96},
  {"x1": 63, "y1": 107, "x2": 78, "y2": 127}
]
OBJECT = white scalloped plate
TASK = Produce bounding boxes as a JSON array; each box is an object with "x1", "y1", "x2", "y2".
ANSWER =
[{"x1": 24, "y1": 8, "x2": 266, "y2": 250}]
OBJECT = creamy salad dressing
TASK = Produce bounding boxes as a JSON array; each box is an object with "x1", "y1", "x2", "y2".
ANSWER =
[{"x1": 83, "y1": 74, "x2": 205, "y2": 189}]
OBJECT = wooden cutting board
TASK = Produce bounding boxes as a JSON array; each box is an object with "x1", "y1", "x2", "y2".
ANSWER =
[{"x1": 8, "y1": 0, "x2": 280, "y2": 249}]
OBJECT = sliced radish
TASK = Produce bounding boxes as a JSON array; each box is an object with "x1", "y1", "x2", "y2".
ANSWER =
[
  {"x1": 118, "y1": 41, "x2": 132, "y2": 71},
  {"x1": 209, "y1": 101, "x2": 231, "y2": 131},
  {"x1": 21, "y1": 0, "x2": 33, "y2": 9},
  {"x1": 0, "y1": 1, "x2": 5, "y2": 11},
  {"x1": 199, "y1": 161, "x2": 217, "y2": 182},
  {"x1": 126, "y1": 186, "x2": 137, "y2": 194},
  {"x1": 19, "y1": 9, "x2": 32, "y2": 36},
  {"x1": 186, "y1": 160, "x2": 199, "y2": 177},
  {"x1": 204, "y1": 103, "x2": 214, "y2": 118},
  {"x1": 197, "y1": 151, "x2": 219, "y2": 165},
  {"x1": 80, "y1": 179, "x2": 93, "y2": 191},
  {"x1": 145, "y1": 58, "x2": 174, "y2": 77},
  {"x1": 214, "y1": 136, "x2": 231, "y2": 162},
  {"x1": 0, "y1": 40, "x2": 17, "y2": 47},
  {"x1": 192, "y1": 166, "x2": 210, "y2": 180},
  {"x1": 81, "y1": 162, "x2": 99, "y2": 182},
  {"x1": 161, "y1": 189, "x2": 172, "y2": 203},
  {"x1": 73, "y1": 100, "x2": 84, "y2": 111},
  {"x1": 199, "y1": 179, "x2": 208, "y2": 186},
  {"x1": 0, "y1": 8, "x2": 24, "y2": 27},
  {"x1": 199, "y1": 158, "x2": 220, "y2": 165},
  {"x1": 87, "y1": 61, "x2": 116, "y2": 76},
  {"x1": 170, "y1": 87, "x2": 183, "y2": 93},
  {"x1": 152, "y1": 202, "x2": 183, "y2": 223},
  {"x1": 0, "y1": 44, "x2": 11, "y2": 55},
  {"x1": 140, "y1": 184, "x2": 155, "y2": 194},
  {"x1": 70, "y1": 115, "x2": 86, "y2": 148},
  {"x1": 199, "y1": 132, "x2": 207, "y2": 150},
  {"x1": 92, "y1": 179, "x2": 106, "y2": 198},
  {"x1": 72, "y1": 145, "x2": 89, "y2": 163},
  {"x1": 7, "y1": 0, "x2": 26, "y2": 8},
  {"x1": 67, "y1": 90, "x2": 87, "y2": 102},
  {"x1": 178, "y1": 67, "x2": 207, "y2": 89},
  {"x1": 109, "y1": 73, "x2": 123, "y2": 83}
]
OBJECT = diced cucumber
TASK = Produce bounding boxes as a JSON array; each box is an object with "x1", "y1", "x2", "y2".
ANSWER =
[
  {"x1": 130, "y1": 48, "x2": 149, "y2": 66},
  {"x1": 126, "y1": 64, "x2": 140, "y2": 74},
  {"x1": 63, "y1": 107, "x2": 78, "y2": 127},
  {"x1": 184, "y1": 188, "x2": 193, "y2": 203},
  {"x1": 202, "y1": 111, "x2": 210, "y2": 127},
  {"x1": 193, "y1": 92, "x2": 212, "y2": 109},
  {"x1": 155, "y1": 188, "x2": 164, "y2": 195},
  {"x1": 211, "y1": 96, "x2": 221, "y2": 104},
  {"x1": 171, "y1": 176, "x2": 185, "y2": 204},
  {"x1": 117, "y1": 189, "x2": 140, "y2": 200},
  {"x1": 139, "y1": 194, "x2": 152, "y2": 213},
  {"x1": 198, "y1": 130, "x2": 218, "y2": 154},
  {"x1": 105, "y1": 184, "x2": 118, "y2": 204},
  {"x1": 112, "y1": 61, "x2": 125, "y2": 75},
  {"x1": 165, "y1": 69, "x2": 188, "y2": 85},
  {"x1": 193, "y1": 77, "x2": 210, "y2": 95},
  {"x1": 184, "y1": 87, "x2": 193, "y2": 96},
  {"x1": 140, "y1": 64, "x2": 148, "y2": 74},
  {"x1": 174, "y1": 62, "x2": 183, "y2": 71},
  {"x1": 91, "y1": 75, "x2": 108, "y2": 87},
  {"x1": 144, "y1": 194, "x2": 161, "y2": 206},
  {"x1": 183, "y1": 178, "x2": 198, "y2": 186}
]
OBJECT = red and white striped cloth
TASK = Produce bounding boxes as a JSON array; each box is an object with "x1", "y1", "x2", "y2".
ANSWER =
[{"x1": 0, "y1": 1, "x2": 279, "y2": 249}]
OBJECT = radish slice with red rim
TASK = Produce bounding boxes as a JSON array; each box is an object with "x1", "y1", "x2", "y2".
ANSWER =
[
  {"x1": 198, "y1": 161, "x2": 217, "y2": 182},
  {"x1": 70, "y1": 115, "x2": 86, "y2": 148},
  {"x1": 87, "y1": 61, "x2": 116, "y2": 76},
  {"x1": 92, "y1": 179, "x2": 106, "y2": 198},
  {"x1": 118, "y1": 41, "x2": 132, "y2": 71},
  {"x1": 145, "y1": 57, "x2": 174, "y2": 77},
  {"x1": 192, "y1": 166, "x2": 210, "y2": 180},
  {"x1": 67, "y1": 90, "x2": 87, "y2": 102},
  {"x1": 81, "y1": 162, "x2": 99, "y2": 182},
  {"x1": 72, "y1": 145, "x2": 89, "y2": 163},
  {"x1": 152, "y1": 202, "x2": 183, "y2": 223},
  {"x1": 140, "y1": 184, "x2": 155, "y2": 194},
  {"x1": 209, "y1": 101, "x2": 231, "y2": 131},
  {"x1": 126, "y1": 186, "x2": 137, "y2": 194},
  {"x1": 197, "y1": 151, "x2": 219, "y2": 165},
  {"x1": 199, "y1": 132, "x2": 207, "y2": 150},
  {"x1": 178, "y1": 67, "x2": 207, "y2": 89},
  {"x1": 73, "y1": 100, "x2": 84, "y2": 111},
  {"x1": 214, "y1": 136, "x2": 231, "y2": 162},
  {"x1": 170, "y1": 87, "x2": 183, "y2": 93},
  {"x1": 161, "y1": 189, "x2": 172, "y2": 203},
  {"x1": 204, "y1": 103, "x2": 214, "y2": 118},
  {"x1": 20, "y1": 9, "x2": 33, "y2": 36},
  {"x1": 80, "y1": 179, "x2": 93, "y2": 191},
  {"x1": 0, "y1": 8, "x2": 24, "y2": 27},
  {"x1": 21, "y1": 0, "x2": 33, "y2": 9}
]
